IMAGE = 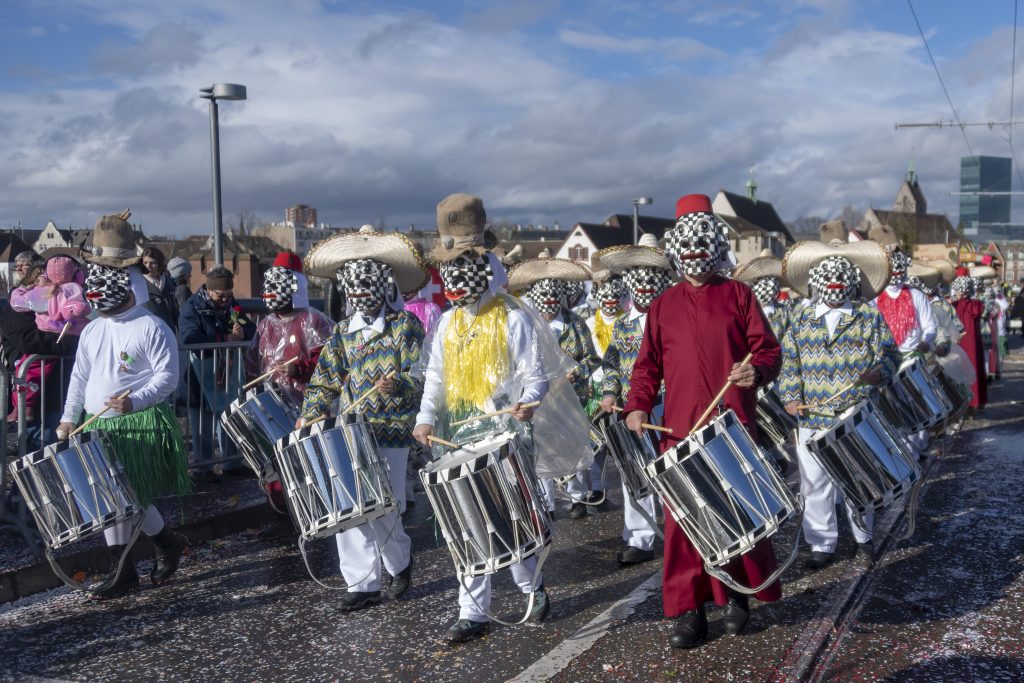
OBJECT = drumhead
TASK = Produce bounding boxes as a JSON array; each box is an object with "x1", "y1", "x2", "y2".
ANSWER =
[
  {"x1": 808, "y1": 401, "x2": 869, "y2": 442},
  {"x1": 429, "y1": 431, "x2": 517, "y2": 472}
]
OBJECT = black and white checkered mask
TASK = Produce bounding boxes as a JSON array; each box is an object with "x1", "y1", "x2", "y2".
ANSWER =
[
  {"x1": 525, "y1": 278, "x2": 565, "y2": 317},
  {"x1": 341, "y1": 259, "x2": 392, "y2": 313},
  {"x1": 951, "y1": 276, "x2": 975, "y2": 299},
  {"x1": 665, "y1": 212, "x2": 730, "y2": 276},
  {"x1": 907, "y1": 275, "x2": 935, "y2": 297},
  {"x1": 808, "y1": 256, "x2": 859, "y2": 306},
  {"x1": 888, "y1": 250, "x2": 911, "y2": 286},
  {"x1": 440, "y1": 254, "x2": 492, "y2": 308},
  {"x1": 85, "y1": 264, "x2": 132, "y2": 312},
  {"x1": 262, "y1": 266, "x2": 298, "y2": 311},
  {"x1": 594, "y1": 276, "x2": 625, "y2": 315},
  {"x1": 752, "y1": 276, "x2": 781, "y2": 307},
  {"x1": 623, "y1": 266, "x2": 670, "y2": 311},
  {"x1": 563, "y1": 280, "x2": 585, "y2": 309}
]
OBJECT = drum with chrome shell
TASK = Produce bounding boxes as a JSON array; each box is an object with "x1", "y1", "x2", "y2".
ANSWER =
[
  {"x1": 420, "y1": 431, "x2": 552, "y2": 577},
  {"x1": 601, "y1": 418, "x2": 658, "y2": 501},
  {"x1": 274, "y1": 413, "x2": 395, "y2": 540},
  {"x1": 755, "y1": 386, "x2": 797, "y2": 451},
  {"x1": 876, "y1": 357, "x2": 954, "y2": 433},
  {"x1": 222, "y1": 386, "x2": 301, "y2": 481}
]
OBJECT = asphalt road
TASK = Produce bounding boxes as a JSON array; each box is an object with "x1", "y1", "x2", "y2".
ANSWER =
[{"x1": 2, "y1": 358, "x2": 1022, "y2": 683}]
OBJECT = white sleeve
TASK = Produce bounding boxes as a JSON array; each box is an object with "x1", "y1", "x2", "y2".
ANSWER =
[
  {"x1": 131, "y1": 320, "x2": 181, "y2": 410},
  {"x1": 60, "y1": 330, "x2": 93, "y2": 424},
  {"x1": 508, "y1": 310, "x2": 549, "y2": 405},
  {"x1": 415, "y1": 314, "x2": 448, "y2": 427},
  {"x1": 913, "y1": 289, "x2": 937, "y2": 344}
]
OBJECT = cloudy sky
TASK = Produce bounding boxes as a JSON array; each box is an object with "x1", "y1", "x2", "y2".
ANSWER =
[{"x1": 1, "y1": 0, "x2": 1022, "y2": 236}]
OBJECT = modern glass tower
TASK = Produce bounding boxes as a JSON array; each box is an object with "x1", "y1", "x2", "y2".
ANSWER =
[{"x1": 959, "y1": 156, "x2": 1011, "y2": 239}]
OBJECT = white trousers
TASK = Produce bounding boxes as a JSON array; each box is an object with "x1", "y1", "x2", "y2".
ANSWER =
[
  {"x1": 622, "y1": 481, "x2": 657, "y2": 551},
  {"x1": 589, "y1": 449, "x2": 607, "y2": 491},
  {"x1": 908, "y1": 429, "x2": 928, "y2": 455},
  {"x1": 796, "y1": 428, "x2": 872, "y2": 552},
  {"x1": 335, "y1": 447, "x2": 412, "y2": 592},
  {"x1": 458, "y1": 556, "x2": 541, "y2": 622},
  {"x1": 103, "y1": 505, "x2": 165, "y2": 545}
]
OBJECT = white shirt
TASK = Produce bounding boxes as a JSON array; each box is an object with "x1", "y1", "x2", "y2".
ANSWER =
[
  {"x1": 61, "y1": 305, "x2": 180, "y2": 423},
  {"x1": 814, "y1": 301, "x2": 853, "y2": 338},
  {"x1": 763, "y1": 304, "x2": 776, "y2": 317},
  {"x1": 548, "y1": 312, "x2": 565, "y2": 337},
  {"x1": 415, "y1": 290, "x2": 549, "y2": 427},
  {"x1": 628, "y1": 306, "x2": 648, "y2": 329},
  {"x1": 873, "y1": 285, "x2": 938, "y2": 353},
  {"x1": 347, "y1": 308, "x2": 386, "y2": 340}
]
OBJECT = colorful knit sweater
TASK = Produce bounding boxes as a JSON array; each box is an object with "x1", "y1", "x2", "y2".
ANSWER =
[
  {"x1": 777, "y1": 303, "x2": 901, "y2": 431},
  {"x1": 600, "y1": 314, "x2": 646, "y2": 402},
  {"x1": 557, "y1": 310, "x2": 600, "y2": 402},
  {"x1": 301, "y1": 309, "x2": 425, "y2": 448},
  {"x1": 765, "y1": 304, "x2": 790, "y2": 342}
]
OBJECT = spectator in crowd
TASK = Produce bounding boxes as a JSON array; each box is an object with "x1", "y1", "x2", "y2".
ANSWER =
[
  {"x1": 141, "y1": 247, "x2": 179, "y2": 332},
  {"x1": 1012, "y1": 284, "x2": 1024, "y2": 336},
  {"x1": 167, "y1": 256, "x2": 193, "y2": 314},
  {"x1": 178, "y1": 265, "x2": 255, "y2": 481}
]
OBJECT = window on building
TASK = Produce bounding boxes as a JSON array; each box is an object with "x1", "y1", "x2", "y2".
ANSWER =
[{"x1": 569, "y1": 245, "x2": 589, "y2": 261}]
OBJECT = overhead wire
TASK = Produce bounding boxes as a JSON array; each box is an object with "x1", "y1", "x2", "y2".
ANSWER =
[{"x1": 1008, "y1": 0, "x2": 1024, "y2": 189}]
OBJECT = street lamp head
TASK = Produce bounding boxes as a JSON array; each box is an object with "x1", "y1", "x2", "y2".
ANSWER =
[
  {"x1": 632, "y1": 197, "x2": 653, "y2": 206},
  {"x1": 199, "y1": 83, "x2": 247, "y2": 101}
]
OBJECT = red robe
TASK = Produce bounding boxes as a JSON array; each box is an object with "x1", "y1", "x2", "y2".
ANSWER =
[
  {"x1": 953, "y1": 298, "x2": 987, "y2": 409},
  {"x1": 624, "y1": 275, "x2": 783, "y2": 615}
]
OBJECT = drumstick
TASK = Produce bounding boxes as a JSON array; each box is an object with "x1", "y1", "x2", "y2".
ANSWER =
[
  {"x1": 243, "y1": 356, "x2": 300, "y2": 391},
  {"x1": 345, "y1": 372, "x2": 396, "y2": 414},
  {"x1": 427, "y1": 435, "x2": 458, "y2": 448},
  {"x1": 690, "y1": 352, "x2": 754, "y2": 437},
  {"x1": 795, "y1": 379, "x2": 860, "y2": 411},
  {"x1": 56, "y1": 321, "x2": 72, "y2": 344},
  {"x1": 604, "y1": 406, "x2": 673, "y2": 433},
  {"x1": 69, "y1": 389, "x2": 131, "y2": 437},
  {"x1": 303, "y1": 414, "x2": 329, "y2": 427},
  {"x1": 450, "y1": 401, "x2": 542, "y2": 426}
]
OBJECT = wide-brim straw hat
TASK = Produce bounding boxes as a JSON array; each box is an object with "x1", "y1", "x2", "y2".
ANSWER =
[
  {"x1": 909, "y1": 262, "x2": 941, "y2": 290},
  {"x1": 305, "y1": 230, "x2": 429, "y2": 293},
  {"x1": 819, "y1": 218, "x2": 849, "y2": 244},
  {"x1": 782, "y1": 240, "x2": 890, "y2": 300},
  {"x1": 594, "y1": 245, "x2": 671, "y2": 275},
  {"x1": 81, "y1": 209, "x2": 142, "y2": 267},
  {"x1": 732, "y1": 255, "x2": 783, "y2": 284},
  {"x1": 507, "y1": 257, "x2": 590, "y2": 293},
  {"x1": 914, "y1": 258, "x2": 955, "y2": 284}
]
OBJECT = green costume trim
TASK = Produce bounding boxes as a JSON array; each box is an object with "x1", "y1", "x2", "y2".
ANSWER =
[{"x1": 84, "y1": 402, "x2": 191, "y2": 507}]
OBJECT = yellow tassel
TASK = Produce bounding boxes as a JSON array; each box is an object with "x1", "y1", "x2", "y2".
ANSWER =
[
  {"x1": 443, "y1": 298, "x2": 510, "y2": 415},
  {"x1": 594, "y1": 311, "x2": 615, "y2": 355}
]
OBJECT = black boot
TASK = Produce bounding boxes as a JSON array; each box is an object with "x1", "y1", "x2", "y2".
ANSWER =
[
  {"x1": 88, "y1": 545, "x2": 140, "y2": 601},
  {"x1": 668, "y1": 605, "x2": 708, "y2": 649},
  {"x1": 722, "y1": 592, "x2": 750, "y2": 635},
  {"x1": 150, "y1": 527, "x2": 188, "y2": 586}
]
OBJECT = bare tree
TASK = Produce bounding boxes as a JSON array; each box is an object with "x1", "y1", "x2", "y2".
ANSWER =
[{"x1": 228, "y1": 209, "x2": 266, "y2": 235}]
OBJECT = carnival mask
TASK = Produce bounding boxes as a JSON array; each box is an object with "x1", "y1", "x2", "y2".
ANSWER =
[
  {"x1": 951, "y1": 276, "x2": 975, "y2": 300},
  {"x1": 563, "y1": 280, "x2": 585, "y2": 310},
  {"x1": 752, "y1": 276, "x2": 781, "y2": 308},
  {"x1": 665, "y1": 212, "x2": 730, "y2": 277},
  {"x1": 808, "y1": 256, "x2": 860, "y2": 306},
  {"x1": 85, "y1": 264, "x2": 132, "y2": 312},
  {"x1": 262, "y1": 266, "x2": 298, "y2": 311},
  {"x1": 889, "y1": 250, "x2": 911, "y2": 286},
  {"x1": 594, "y1": 276, "x2": 625, "y2": 316},
  {"x1": 341, "y1": 259, "x2": 392, "y2": 313},
  {"x1": 623, "y1": 266, "x2": 670, "y2": 311},
  {"x1": 440, "y1": 254, "x2": 491, "y2": 308},
  {"x1": 525, "y1": 278, "x2": 565, "y2": 317}
]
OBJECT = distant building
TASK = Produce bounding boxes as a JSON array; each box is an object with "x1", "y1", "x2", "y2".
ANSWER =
[
  {"x1": 1001, "y1": 242, "x2": 1024, "y2": 282},
  {"x1": 556, "y1": 214, "x2": 674, "y2": 264},
  {"x1": 32, "y1": 220, "x2": 74, "y2": 252},
  {"x1": 712, "y1": 180, "x2": 795, "y2": 262},
  {"x1": 960, "y1": 156, "x2": 1012, "y2": 240},
  {"x1": 254, "y1": 223, "x2": 345, "y2": 255},
  {"x1": 860, "y1": 166, "x2": 955, "y2": 246},
  {"x1": 285, "y1": 204, "x2": 318, "y2": 229}
]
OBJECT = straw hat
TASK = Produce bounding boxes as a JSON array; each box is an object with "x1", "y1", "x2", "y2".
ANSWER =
[
  {"x1": 782, "y1": 240, "x2": 890, "y2": 300},
  {"x1": 908, "y1": 262, "x2": 941, "y2": 291},
  {"x1": 819, "y1": 218, "x2": 849, "y2": 244},
  {"x1": 914, "y1": 258, "x2": 955, "y2": 284},
  {"x1": 305, "y1": 230, "x2": 429, "y2": 293},
  {"x1": 732, "y1": 254, "x2": 783, "y2": 284},
  {"x1": 507, "y1": 257, "x2": 590, "y2": 292},
  {"x1": 429, "y1": 193, "x2": 498, "y2": 263},
  {"x1": 81, "y1": 209, "x2": 141, "y2": 267},
  {"x1": 867, "y1": 223, "x2": 899, "y2": 248},
  {"x1": 594, "y1": 244, "x2": 671, "y2": 275}
]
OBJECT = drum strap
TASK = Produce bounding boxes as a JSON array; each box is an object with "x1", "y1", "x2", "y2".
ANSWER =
[
  {"x1": 457, "y1": 542, "x2": 552, "y2": 627},
  {"x1": 296, "y1": 513, "x2": 403, "y2": 592},
  {"x1": 47, "y1": 513, "x2": 144, "y2": 594}
]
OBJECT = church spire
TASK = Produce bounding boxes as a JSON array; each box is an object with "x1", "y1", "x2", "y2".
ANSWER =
[
  {"x1": 745, "y1": 168, "x2": 758, "y2": 202},
  {"x1": 906, "y1": 160, "x2": 917, "y2": 185}
]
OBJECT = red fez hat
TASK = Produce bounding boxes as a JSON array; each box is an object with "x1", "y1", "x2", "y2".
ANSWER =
[
  {"x1": 675, "y1": 193, "x2": 714, "y2": 219},
  {"x1": 273, "y1": 251, "x2": 303, "y2": 272},
  {"x1": 955, "y1": 266, "x2": 970, "y2": 278}
]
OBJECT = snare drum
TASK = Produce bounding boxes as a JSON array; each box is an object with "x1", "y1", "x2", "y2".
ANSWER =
[
  {"x1": 931, "y1": 364, "x2": 971, "y2": 425},
  {"x1": 877, "y1": 357, "x2": 954, "y2": 433},
  {"x1": 222, "y1": 386, "x2": 301, "y2": 480},
  {"x1": 806, "y1": 401, "x2": 920, "y2": 524},
  {"x1": 420, "y1": 431, "x2": 552, "y2": 577},
  {"x1": 646, "y1": 410, "x2": 799, "y2": 568},
  {"x1": 601, "y1": 418, "x2": 658, "y2": 501},
  {"x1": 9, "y1": 432, "x2": 142, "y2": 550},
  {"x1": 274, "y1": 414, "x2": 395, "y2": 540},
  {"x1": 755, "y1": 387, "x2": 797, "y2": 450}
]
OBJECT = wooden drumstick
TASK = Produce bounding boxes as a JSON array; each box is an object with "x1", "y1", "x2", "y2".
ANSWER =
[
  {"x1": 303, "y1": 414, "x2": 329, "y2": 427},
  {"x1": 243, "y1": 356, "x2": 300, "y2": 391},
  {"x1": 605, "y1": 406, "x2": 673, "y2": 434},
  {"x1": 427, "y1": 434, "x2": 458, "y2": 448},
  {"x1": 795, "y1": 379, "x2": 860, "y2": 411},
  {"x1": 70, "y1": 389, "x2": 131, "y2": 437},
  {"x1": 345, "y1": 372, "x2": 396, "y2": 414},
  {"x1": 56, "y1": 321, "x2": 72, "y2": 344},
  {"x1": 689, "y1": 352, "x2": 754, "y2": 437},
  {"x1": 450, "y1": 401, "x2": 542, "y2": 426}
]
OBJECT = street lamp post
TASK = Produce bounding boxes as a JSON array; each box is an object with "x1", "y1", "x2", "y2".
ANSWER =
[
  {"x1": 199, "y1": 83, "x2": 247, "y2": 267},
  {"x1": 632, "y1": 197, "x2": 653, "y2": 245}
]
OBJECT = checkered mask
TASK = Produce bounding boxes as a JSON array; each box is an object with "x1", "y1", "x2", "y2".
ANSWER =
[
  {"x1": 951, "y1": 276, "x2": 975, "y2": 299},
  {"x1": 889, "y1": 250, "x2": 911, "y2": 286},
  {"x1": 623, "y1": 266, "x2": 670, "y2": 311},
  {"x1": 440, "y1": 254, "x2": 492, "y2": 308},
  {"x1": 85, "y1": 264, "x2": 132, "y2": 312},
  {"x1": 525, "y1": 278, "x2": 565, "y2": 317},
  {"x1": 341, "y1": 259, "x2": 392, "y2": 313},
  {"x1": 665, "y1": 212, "x2": 730, "y2": 276},
  {"x1": 262, "y1": 266, "x2": 298, "y2": 311},
  {"x1": 563, "y1": 280, "x2": 585, "y2": 309},
  {"x1": 752, "y1": 276, "x2": 781, "y2": 307},
  {"x1": 808, "y1": 256, "x2": 859, "y2": 306},
  {"x1": 594, "y1": 276, "x2": 625, "y2": 315},
  {"x1": 907, "y1": 275, "x2": 935, "y2": 297}
]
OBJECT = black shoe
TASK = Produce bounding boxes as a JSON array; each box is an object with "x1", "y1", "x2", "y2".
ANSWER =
[
  {"x1": 668, "y1": 606, "x2": 708, "y2": 649},
  {"x1": 723, "y1": 592, "x2": 750, "y2": 635},
  {"x1": 339, "y1": 590, "x2": 382, "y2": 612},
  {"x1": 855, "y1": 541, "x2": 875, "y2": 561},
  {"x1": 804, "y1": 551, "x2": 833, "y2": 570},
  {"x1": 569, "y1": 502, "x2": 587, "y2": 520},
  {"x1": 386, "y1": 557, "x2": 413, "y2": 600},
  {"x1": 528, "y1": 587, "x2": 551, "y2": 622},
  {"x1": 150, "y1": 527, "x2": 188, "y2": 586},
  {"x1": 616, "y1": 545, "x2": 655, "y2": 565},
  {"x1": 88, "y1": 546, "x2": 140, "y2": 601},
  {"x1": 446, "y1": 619, "x2": 490, "y2": 643}
]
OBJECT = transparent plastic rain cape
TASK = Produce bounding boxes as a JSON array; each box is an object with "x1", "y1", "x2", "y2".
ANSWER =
[
  {"x1": 245, "y1": 308, "x2": 334, "y2": 403},
  {"x1": 935, "y1": 343, "x2": 975, "y2": 386},
  {"x1": 414, "y1": 291, "x2": 593, "y2": 479}
]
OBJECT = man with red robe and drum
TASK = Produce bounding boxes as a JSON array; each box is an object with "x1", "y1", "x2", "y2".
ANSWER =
[
  {"x1": 624, "y1": 194, "x2": 782, "y2": 649},
  {"x1": 777, "y1": 241, "x2": 901, "y2": 570},
  {"x1": 950, "y1": 272, "x2": 988, "y2": 416}
]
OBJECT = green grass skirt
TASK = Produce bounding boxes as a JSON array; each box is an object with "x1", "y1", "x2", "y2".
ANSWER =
[{"x1": 84, "y1": 402, "x2": 192, "y2": 507}]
